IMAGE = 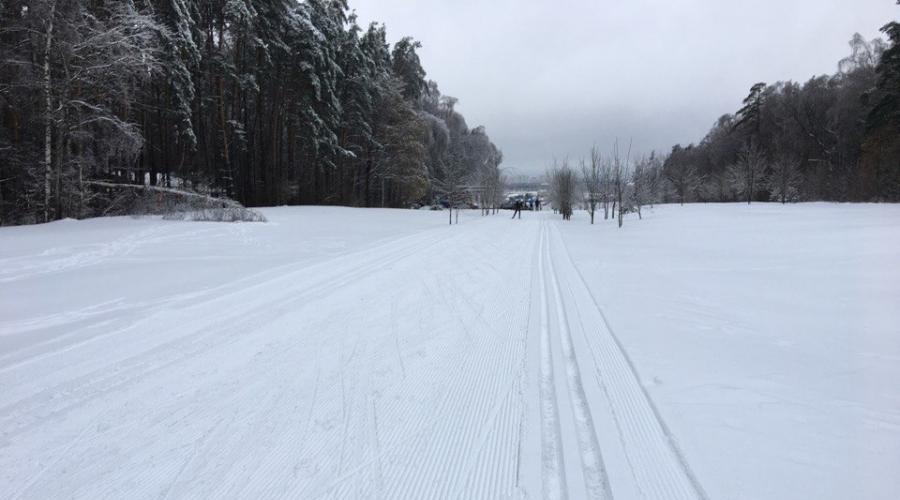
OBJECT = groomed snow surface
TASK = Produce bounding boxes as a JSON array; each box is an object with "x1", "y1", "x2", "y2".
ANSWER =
[{"x1": 1, "y1": 204, "x2": 898, "y2": 499}]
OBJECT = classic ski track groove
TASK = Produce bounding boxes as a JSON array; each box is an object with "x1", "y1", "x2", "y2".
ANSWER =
[
  {"x1": 541, "y1": 221, "x2": 613, "y2": 499},
  {"x1": 537, "y1": 222, "x2": 569, "y2": 500},
  {"x1": 549, "y1": 222, "x2": 708, "y2": 500}
]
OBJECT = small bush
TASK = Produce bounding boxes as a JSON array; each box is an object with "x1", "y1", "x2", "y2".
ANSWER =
[
  {"x1": 88, "y1": 182, "x2": 265, "y2": 222},
  {"x1": 163, "y1": 205, "x2": 267, "y2": 222}
]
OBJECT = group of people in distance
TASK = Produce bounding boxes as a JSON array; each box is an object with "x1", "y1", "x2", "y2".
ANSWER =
[{"x1": 510, "y1": 197, "x2": 541, "y2": 219}]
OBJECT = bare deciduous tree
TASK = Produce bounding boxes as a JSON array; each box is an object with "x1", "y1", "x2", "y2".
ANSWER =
[
  {"x1": 666, "y1": 157, "x2": 701, "y2": 205},
  {"x1": 734, "y1": 144, "x2": 768, "y2": 204},
  {"x1": 611, "y1": 140, "x2": 631, "y2": 228},
  {"x1": 581, "y1": 147, "x2": 603, "y2": 224},
  {"x1": 631, "y1": 157, "x2": 648, "y2": 220},
  {"x1": 549, "y1": 159, "x2": 576, "y2": 221},
  {"x1": 432, "y1": 148, "x2": 469, "y2": 225},
  {"x1": 768, "y1": 156, "x2": 802, "y2": 204}
]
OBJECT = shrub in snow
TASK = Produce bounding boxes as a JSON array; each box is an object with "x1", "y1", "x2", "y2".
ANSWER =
[
  {"x1": 163, "y1": 206, "x2": 266, "y2": 222},
  {"x1": 91, "y1": 182, "x2": 265, "y2": 222}
]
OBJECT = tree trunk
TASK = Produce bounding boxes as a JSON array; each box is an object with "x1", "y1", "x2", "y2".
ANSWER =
[
  {"x1": 217, "y1": 76, "x2": 231, "y2": 197},
  {"x1": 54, "y1": 124, "x2": 65, "y2": 218},
  {"x1": 78, "y1": 160, "x2": 84, "y2": 217},
  {"x1": 43, "y1": 1, "x2": 56, "y2": 223},
  {"x1": 617, "y1": 190, "x2": 623, "y2": 228},
  {"x1": 365, "y1": 153, "x2": 372, "y2": 207},
  {"x1": 747, "y1": 169, "x2": 753, "y2": 205},
  {"x1": 779, "y1": 174, "x2": 784, "y2": 204}
]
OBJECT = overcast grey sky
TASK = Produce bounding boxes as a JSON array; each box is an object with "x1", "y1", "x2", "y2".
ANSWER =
[{"x1": 351, "y1": 0, "x2": 897, "y2": 175}]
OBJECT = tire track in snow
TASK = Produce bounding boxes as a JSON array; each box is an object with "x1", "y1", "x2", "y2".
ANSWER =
[{"x1": 549, "y1": 222, "x2": 709, "y2": 500}]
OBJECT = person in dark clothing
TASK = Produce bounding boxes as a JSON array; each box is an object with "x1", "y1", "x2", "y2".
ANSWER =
[
  {"x1": 535, "y1": 198, "x2": 542, "y2": 211},
  {"x1": 511, "y1": 200, "x2": 522, "y2": 219}
]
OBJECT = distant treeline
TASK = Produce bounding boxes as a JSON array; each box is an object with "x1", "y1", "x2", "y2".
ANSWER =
[
  {"x1": 0, "y1": 0, "x2": 503, "y2": 225},
  {"x1": 660, "y1": 16, "x2": 900, "y2": 203}
]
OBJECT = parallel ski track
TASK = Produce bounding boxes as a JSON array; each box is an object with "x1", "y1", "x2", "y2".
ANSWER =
[
  {"x1": 541, "y1": 221, "x2": 613, "y2": 499},
  {"x1": 548, "y1": 222, "x2": 709, "y2": 500},
  {"x1": 536, "y1": 222, "x2": 569, "y2": 500}
]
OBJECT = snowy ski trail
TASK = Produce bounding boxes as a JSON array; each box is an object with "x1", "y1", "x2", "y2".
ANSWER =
[
  {"x1": 540, "y1": 221, "x2": 613, "y2": 499},
  {"x1": 544, "y1": 221, "x2": 708, "y2": 500},
  {"x1": 536, "y1": 223, "x2": 568, "y2": 500},
  {"x1": 1, "y1": 211, "x2": 709, "y2": 499}
]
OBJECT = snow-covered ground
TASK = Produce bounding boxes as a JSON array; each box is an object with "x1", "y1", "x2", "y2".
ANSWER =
[
  {"x1": 1, "y1": 204, "x2": 898, "y2": 499},
  {"x1": 558, "y1": 203, "x2": 900, "y2": 500}
]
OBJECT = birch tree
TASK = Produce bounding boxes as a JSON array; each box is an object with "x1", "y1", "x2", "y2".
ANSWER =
[{"x1": 0, "y1": 1, "x2": 164, "y2": 222}]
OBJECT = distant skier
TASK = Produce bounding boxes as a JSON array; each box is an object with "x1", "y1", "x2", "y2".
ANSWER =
[
  {"x1": 535, "y1": 198, "x2": 542, "y2": 211},
  {"x1": 511, "y1": 200, "x2": 522, "y2": 219}
]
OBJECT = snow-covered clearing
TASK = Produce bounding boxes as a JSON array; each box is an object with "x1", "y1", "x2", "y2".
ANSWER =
[{"x1": 1, "y1": 204, "x2": 898, "y2": 499}]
